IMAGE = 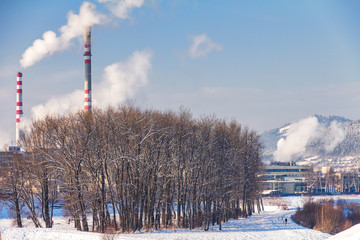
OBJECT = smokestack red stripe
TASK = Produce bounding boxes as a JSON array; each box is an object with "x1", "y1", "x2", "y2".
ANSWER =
[
  {"x1": 16, "y1": 72, "x2": 23, "y2": 146},
  {"x1": 84, "y1": 26, "x2": 91, "y2": 113}
]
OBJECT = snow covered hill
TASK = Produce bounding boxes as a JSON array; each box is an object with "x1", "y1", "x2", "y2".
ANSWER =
[{"x1": 260, "y1": 115, "x2": 360, "y2": 171}]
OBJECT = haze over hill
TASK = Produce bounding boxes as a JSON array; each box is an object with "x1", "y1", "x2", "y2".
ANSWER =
[{"x1": 260, "y1": 115, "x2": 360, "y2": 171}]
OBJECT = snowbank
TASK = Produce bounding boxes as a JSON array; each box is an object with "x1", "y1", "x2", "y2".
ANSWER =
[{"x1": 328, "y1": 223, "x2": 360, "y2": 240}]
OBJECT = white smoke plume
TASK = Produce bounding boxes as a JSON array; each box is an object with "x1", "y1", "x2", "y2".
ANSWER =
[
  {"x1": 31, "y1": 49, "x2": 152, "y2": 119},
  {"x1": 188, "y1": 33, "x2": 223, "y2": 58},
  {"x1": 273, "y1": 116, "x2": 319, "y2": 162},
  {"x1": 95, "y1": 49, "x2": 152, "y2": 108},
  {"x1": 20, "y1": 2, "x2": 109, "y2": 68},
  {"x1": 324, "y1": 121, "x2": 346, "y2": 152},
  {"x1": 98, "y1": 0, "x2": 144, "y2": 19},
  {"x1": 31, "y1": 90, "x2": 83, "y2": 119}
]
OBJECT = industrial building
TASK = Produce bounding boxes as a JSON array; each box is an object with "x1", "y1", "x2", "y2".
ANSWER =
[{"x1": 261, "y1": 162, "x2": 310, "y2": 195}]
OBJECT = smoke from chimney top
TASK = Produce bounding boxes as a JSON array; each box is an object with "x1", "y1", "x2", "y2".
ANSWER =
[
  {"x1": 20, "y1": 2, "x2": 108, "y2": 68},
  {"x1": 20, "y1": 1, "x2": 146, "y2": 69}
]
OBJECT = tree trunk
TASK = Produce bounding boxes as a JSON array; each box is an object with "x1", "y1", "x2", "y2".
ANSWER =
[
  {"x1": 14, "y1": 193, "x2": 23, "y2": 228},
  {"x1": 43, "y1": 174, "x2": 51, "y2": 228},
  {"x1": 75, "y1": 171, "x2": 89, "y2": 231}
]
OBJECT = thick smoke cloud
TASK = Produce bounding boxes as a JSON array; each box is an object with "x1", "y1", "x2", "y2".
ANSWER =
[
  {"x1": 31, "y1": 49, "x2": 152, "y2": 119},
  {"x1": 31, "y1": 90, "x2": 82, "y2": 119},
  {"x1": 95, "y1": 49, "x2": 152, "y2": 108},
  {"x1": 324, "y1": 121, "x2": 346, "y2": 152},
  {"x1": 273, "y1": 116, "x2": 347, "y2": 162},
  {"x1": 273, "y1": 117, "x2": 319, "y2": 162},
  {"x1": 98, "y1": 0, "x2": 144, "y2": 19},
  {"x1": 20, "y1": 2, "x2": 108, "y2": 68},
  {"x1": 188, "y1": 33, "x2": 223, "y2": 59}
]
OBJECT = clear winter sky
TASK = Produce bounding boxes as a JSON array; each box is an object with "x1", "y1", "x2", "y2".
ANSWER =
[{"x1": 0, "y1": 0, "x2": 360, "y2": 146}]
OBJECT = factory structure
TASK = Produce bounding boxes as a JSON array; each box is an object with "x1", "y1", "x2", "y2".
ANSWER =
[
  {"x1": 261, "y1": 162, "x2": 310, "y2": 195},
  {"x1": 84, "y1": 26, "x2": 92, "y2": 113},
  {"x1": 2, "y1": 26, "x2": 92, "y2": 157},
  {"x1": 16, "y1": 72, "x2": 23, "y2": 147},
  {"x1": 0, "y1": 72, "x2": 23, "y2": 165}
]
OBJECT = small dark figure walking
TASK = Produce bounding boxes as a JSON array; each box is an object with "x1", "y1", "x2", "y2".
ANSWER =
[{"x1": 285, "y1": 218, "x2": 288, "y2": 225}]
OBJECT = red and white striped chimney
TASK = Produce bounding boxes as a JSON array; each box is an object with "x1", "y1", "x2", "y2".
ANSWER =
[
  {"x1": 16, "y1": 72, "x2": 23, "y2": 146},
  {"x1": 84, "y1": 26, "x2": 92, "y2": 113}
]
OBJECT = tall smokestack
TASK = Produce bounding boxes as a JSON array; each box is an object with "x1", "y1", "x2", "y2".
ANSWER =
[
  {"x1": 84, "y1": 26, "x2": 92, "y2": 113},
  {"x1": 16, "y1": 72, "x2": 23, "y2": 146}
]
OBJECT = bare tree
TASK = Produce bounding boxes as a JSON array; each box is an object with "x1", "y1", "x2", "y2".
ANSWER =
[{"x1": 0, "y1": 152, "x2": 24, "y2": 227}]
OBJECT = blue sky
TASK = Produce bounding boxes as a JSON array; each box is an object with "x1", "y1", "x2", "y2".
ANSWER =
[{"x1": 1, "y1": 0, "x2": 360, "y2": 146}]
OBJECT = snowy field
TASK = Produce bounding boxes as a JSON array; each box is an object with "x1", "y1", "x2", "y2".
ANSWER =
[{"x1": 1, "y1": 195, "x2": 360, "y2": 240}]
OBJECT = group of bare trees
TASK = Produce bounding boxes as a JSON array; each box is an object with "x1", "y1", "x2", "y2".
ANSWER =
[
  {"x1": 1, "y1": 105, "x2": 263, "y2": 233},
  {"x1": 0, "y1": 149, "x2": 58, "y2": 228},
  {"x1": 307, "y1": 168, "x2": 360, "y2": 194}
]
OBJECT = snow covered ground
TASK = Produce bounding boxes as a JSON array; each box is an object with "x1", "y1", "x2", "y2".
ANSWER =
[
  {"x1": 328, "y1": 224, "x2": 360, "y2": 240},
  {"x1": 1, "y1": 195, "x2": 360, "y2": 240}
]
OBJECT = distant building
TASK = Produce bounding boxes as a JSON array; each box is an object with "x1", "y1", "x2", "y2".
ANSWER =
[
  {"x1": 261, "y1": 161, "x2": 310, "y2": 195},
  {"x1": 0, "y1": 146, "x2": 22, "y2": 168}
]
